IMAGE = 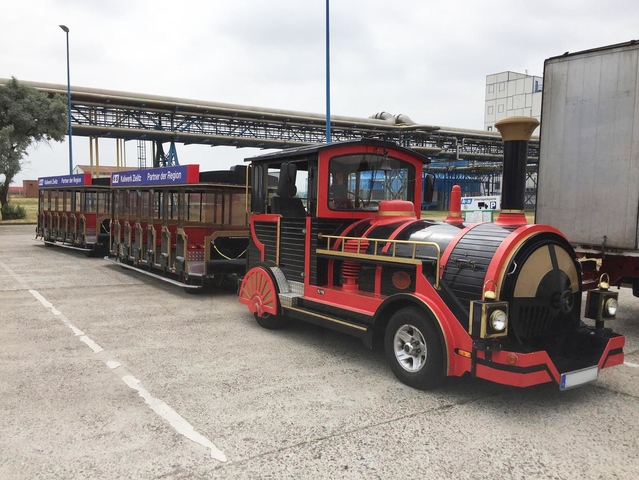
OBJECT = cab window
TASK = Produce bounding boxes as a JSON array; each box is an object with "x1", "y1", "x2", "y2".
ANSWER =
[{"x1": 328, "y1": 152, "x2": 415, "y2": 211}]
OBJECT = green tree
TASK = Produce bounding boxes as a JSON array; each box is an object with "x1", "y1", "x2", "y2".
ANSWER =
[{"x1": 0, "y1": 77, "x2": 68, "y2": 219}]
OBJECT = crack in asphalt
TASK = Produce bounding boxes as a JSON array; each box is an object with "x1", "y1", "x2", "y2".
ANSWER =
[{"x1": 215, "y1": 392, "x2": 503, "y2": 468}]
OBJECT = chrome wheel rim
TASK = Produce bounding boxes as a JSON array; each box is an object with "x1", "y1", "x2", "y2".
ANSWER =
[{"x1": 394, "y1": 324, "x2": 427, "y2": 372}]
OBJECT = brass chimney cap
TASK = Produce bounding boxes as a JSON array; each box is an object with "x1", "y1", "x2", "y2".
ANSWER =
[{"x1": 494, "y1": 116, "x2": 540, "y2": 142}]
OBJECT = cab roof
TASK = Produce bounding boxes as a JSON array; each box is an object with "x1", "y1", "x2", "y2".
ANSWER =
[{"x1": 245, "y1": 139, "x2": 430, "y2": 164}]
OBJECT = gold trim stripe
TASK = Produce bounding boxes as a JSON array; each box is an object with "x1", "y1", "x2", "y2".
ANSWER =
[{"x1": 283, "y1": 306, "x2": 367, "y2": 331}]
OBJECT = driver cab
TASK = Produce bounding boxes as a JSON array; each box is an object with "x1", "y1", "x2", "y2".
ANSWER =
[
  {"x1": 244, "y1": 139, "x2": 429, "y2": 288},
  {"x1": 247, "y1": 140, "x2": 426, "y2": 220}
]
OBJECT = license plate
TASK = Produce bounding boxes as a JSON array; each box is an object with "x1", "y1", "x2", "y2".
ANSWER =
[{"x1": 560, "y1": 366, "x2": 599, "y2": 390}]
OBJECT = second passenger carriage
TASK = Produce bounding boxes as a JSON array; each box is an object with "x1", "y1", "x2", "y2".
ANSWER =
[{"x1": 108, "y1": 164, "x2": 250, "y2": 290}]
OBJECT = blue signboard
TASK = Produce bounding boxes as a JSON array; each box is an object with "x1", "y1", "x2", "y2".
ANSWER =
[
  {"x1": 38, "y1": 174, "x2": 90, "y2": 188},
  {"x1": 111, "y1": 165, "x2": 199, "y2": 186}
]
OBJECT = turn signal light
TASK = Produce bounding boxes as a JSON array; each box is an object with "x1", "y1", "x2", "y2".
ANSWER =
[
  {"x1": 456, "y1": 349, "x2": 472, "y2": 358},
  {"x1": 506, "y1": 353, "x2": 518, "y2": 365}
]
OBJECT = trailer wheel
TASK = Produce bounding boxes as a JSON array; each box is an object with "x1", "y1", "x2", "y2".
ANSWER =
[
  {"x1": 183, "y1": 286, "x2": 204, "y2": 295},
  {"x1": 384, "y1": 306, "x2": 445, "y2": 389},
  {"x1": 239, "y1": 266, "x2": 288, "y2": 330}
]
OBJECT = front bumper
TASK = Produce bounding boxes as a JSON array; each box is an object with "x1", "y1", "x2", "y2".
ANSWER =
[{"x1": 471, "y1": 328, "x2": 625, "y2": 389}]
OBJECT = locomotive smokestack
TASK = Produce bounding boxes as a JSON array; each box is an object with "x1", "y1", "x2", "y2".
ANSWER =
[{"x1": 494, "y1": 116, "x2": 540, "y2": 226}]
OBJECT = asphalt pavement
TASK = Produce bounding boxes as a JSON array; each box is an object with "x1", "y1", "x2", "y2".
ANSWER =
[{"x1": 1, "y1": 224, "x2": 638, "y2": 479}]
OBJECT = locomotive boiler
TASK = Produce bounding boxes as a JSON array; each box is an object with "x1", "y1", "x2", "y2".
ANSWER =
[{"x1": 239, "y1": 117, "x2": 625, "y2": 390}]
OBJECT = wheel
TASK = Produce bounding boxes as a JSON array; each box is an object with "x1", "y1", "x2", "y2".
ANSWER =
[
  {"x1": 254, "y1": 311, "x2": 289, "y2": 330},
  {"x1": 239, "y1": 266, "x2": 288, "y2": 330},
  {"x1": 384, "y1": 306, "x2": 445, "y2": 389}
]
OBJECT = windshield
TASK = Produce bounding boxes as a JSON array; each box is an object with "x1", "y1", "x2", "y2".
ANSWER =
[{"x1": 328, "y1": 153, "x2": 415, "y2": 211}]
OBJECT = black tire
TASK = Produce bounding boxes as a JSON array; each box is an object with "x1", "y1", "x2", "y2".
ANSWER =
[
  {"x1": 254, "y1": 312, "x2": 289, "y2": 330},
  {"x1": 384, "y1": 306, "x2": 445, "y2": 390}
]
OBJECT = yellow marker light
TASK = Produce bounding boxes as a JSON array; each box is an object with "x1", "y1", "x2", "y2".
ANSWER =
[{"x1": 456, "y1": 349, "x2": 472, "y2": 358}]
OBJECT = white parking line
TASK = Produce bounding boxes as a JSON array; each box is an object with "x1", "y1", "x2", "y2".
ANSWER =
[
  {"x1": 625, "y1": 361, "x2": 639, "y2": 368},
  {"x1": 29, "y1": 287, "x2": 227, "y2": 461},
  {"x1": 0, "y1": 259, "x2": 226, "y2": 462},
  {"x1": 123, "y1": 375, "x2": 227, "y2": 462}
]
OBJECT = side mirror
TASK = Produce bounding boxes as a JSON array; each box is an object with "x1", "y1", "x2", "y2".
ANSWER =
[{"x1": 423, "y1": 173, "x2": 435, "y2": 204}]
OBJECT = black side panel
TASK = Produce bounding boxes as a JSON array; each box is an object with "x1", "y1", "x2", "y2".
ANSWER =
[
  {"x1": 296, "y1": 297, "x2": 371, "y2": 326},
  {"x1": 249, "y1": 221, "x2": 277, "y2": 269},
  {"x1": 279, "y1": 218, "x2": 306, "y2": 281},
  {"x1": 358, "y1": 263, "x2": 376, "y2": 293},
  {"x1": 442, "y1": 223, "x2": 512, "y2": 308},
  {"x1": 248, "y1": 237, "x2": 261, "y2": 268},
  {"x1": 381, "y1": 265, "x2": 417, "y2": 295}
]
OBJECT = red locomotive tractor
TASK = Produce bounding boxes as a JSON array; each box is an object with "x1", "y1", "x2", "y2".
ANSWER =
[{"x1": 239, "y1": 117, "x2": 625, "y2": 390}]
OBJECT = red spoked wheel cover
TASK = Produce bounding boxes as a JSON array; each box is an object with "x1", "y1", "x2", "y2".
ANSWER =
[{"x1": 238, "y1": 267, "x2": 279, "y2": 317}]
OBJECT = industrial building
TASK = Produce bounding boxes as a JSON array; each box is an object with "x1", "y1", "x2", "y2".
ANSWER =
[{"x1": 484, "y1": 71, "x2": 543, "y2": 134}]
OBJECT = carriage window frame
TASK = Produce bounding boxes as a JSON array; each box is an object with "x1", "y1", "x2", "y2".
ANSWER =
[
  {"x1": 187, "y1": 192, "x2": 203, "y2": 222},
  {"x1": 98, "y1": 190, "x2": 111, "y2": 215}
]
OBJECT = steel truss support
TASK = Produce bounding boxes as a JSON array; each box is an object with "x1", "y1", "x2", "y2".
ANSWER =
[{"x1": 154, "y1": 141, "x2": 179, "y2": 167}]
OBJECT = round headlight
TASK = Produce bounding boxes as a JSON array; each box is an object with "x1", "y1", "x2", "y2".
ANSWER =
[
  {"x1": 605, "y1": 298, "x2": 618, "y2": 316},
  {"x1": 490, "y1": 310, "x2": 507, "y2": 332}
]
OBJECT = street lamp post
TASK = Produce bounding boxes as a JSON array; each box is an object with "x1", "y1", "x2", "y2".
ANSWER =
[{"x1": 59, "y1": 24, "x2": 73, "y2": 175}]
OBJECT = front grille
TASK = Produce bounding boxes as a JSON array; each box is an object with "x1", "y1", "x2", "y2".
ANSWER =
[{"x1": 514, "y1": 302, "x2": 556, "y2": 339}]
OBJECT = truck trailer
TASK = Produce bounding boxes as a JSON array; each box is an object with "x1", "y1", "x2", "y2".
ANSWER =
[{"x1": 536, "y1": 40, "x2": 639, "y2": 295}]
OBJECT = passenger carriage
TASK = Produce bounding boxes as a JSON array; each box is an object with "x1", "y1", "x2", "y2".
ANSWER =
[
  {"x1": 36, "y1": 173, "x2": 111, "y2": 255},
  {"x1": 108, "y1": 164, "x2": 249, "y2": 290}
]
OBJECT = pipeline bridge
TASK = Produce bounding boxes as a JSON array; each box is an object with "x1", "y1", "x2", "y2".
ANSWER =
[{"x1": 1, "y1": 78, "x2": 540, "y2": 206}]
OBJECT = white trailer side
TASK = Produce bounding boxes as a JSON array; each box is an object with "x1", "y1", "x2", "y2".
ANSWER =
[{"x1": 536, "y1": 41, "x2": 639, "y2": 251}]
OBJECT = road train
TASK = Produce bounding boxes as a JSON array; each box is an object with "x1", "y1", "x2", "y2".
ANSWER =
[
  {"x1": 36, "y1": 116, "x2": 626, "y2": 390},
  {"x1": 238, "y1": 117, "x2": 625, "y2": 390}
]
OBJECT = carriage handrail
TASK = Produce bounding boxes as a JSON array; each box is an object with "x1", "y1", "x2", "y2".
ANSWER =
[{"x1": 317, "y1": 233, "x2": 441, "y2": 290}]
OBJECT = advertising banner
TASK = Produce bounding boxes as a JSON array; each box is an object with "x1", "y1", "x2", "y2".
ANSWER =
[{"x1": 111, "y1": 165, "x2": 200, "y2": 186}]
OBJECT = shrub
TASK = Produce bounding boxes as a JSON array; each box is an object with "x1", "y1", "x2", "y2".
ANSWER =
[{"x1": 1, "y1": 202, "x2": 27, "y2": 220}]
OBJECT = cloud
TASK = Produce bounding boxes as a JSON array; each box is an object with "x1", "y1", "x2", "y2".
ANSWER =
[{"x1": 2, "y1": 0, "x2": 639, "y2": 183}]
